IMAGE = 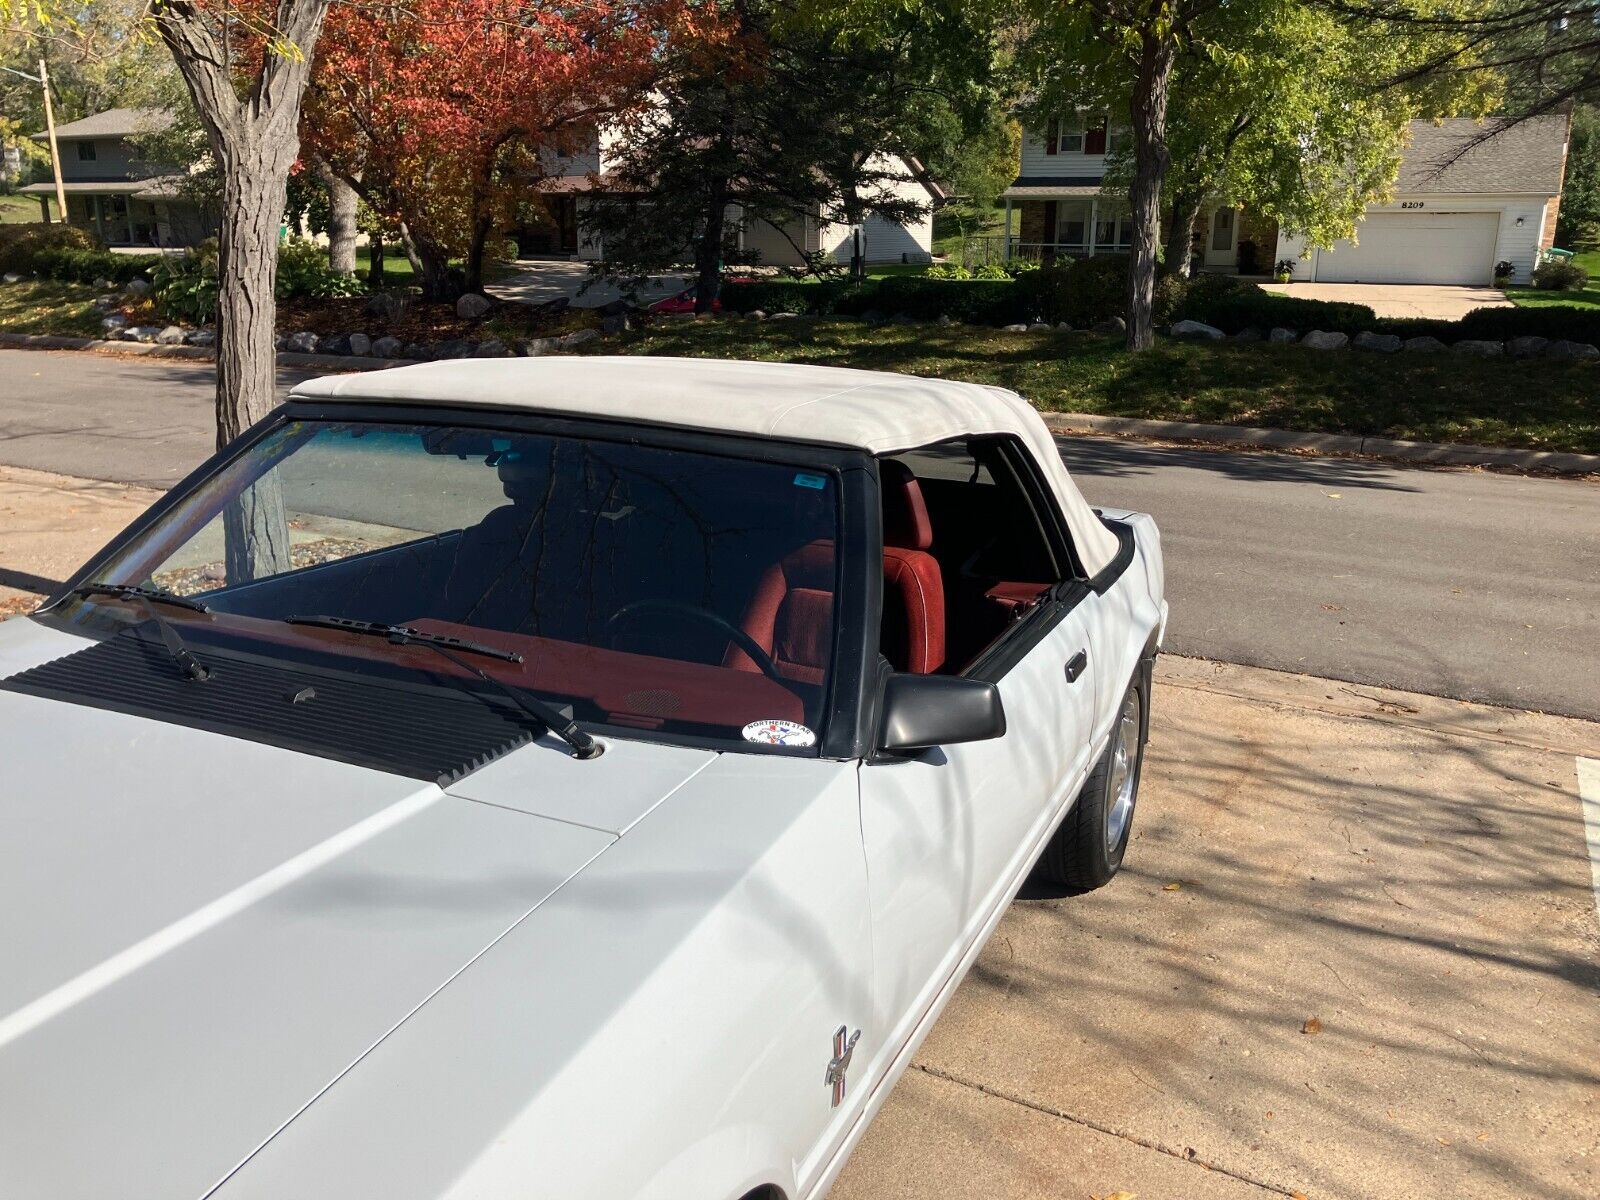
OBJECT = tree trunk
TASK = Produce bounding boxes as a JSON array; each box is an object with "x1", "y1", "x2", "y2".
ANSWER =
[
  {"x1": 401, "y1": 223, "x2": 456, "y2": 301},
  {"x1": 317, "y1": 159, "x2": 358, "y2": 275},
  {"x1": 693, "y1": 180, "x2": 729, "y2": 314},
  {"x1": 464, "y1": 209, "x2": 493, "y2": 295},
  {"x1": 1165, "y1": 189, "x2": 1204, "y2": 280},
  {"x1": 367, "y1": 229, "x2": 385, "y2": 288},
  {"x1": 1125, "y1": 30, "x2": 1177, "y2": 352}
]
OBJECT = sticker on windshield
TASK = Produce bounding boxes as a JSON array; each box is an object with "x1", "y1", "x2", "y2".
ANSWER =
[
  {"x1": 793, "y1": 472, "x2": 828, "y2": 490},
  {"x1": 742, "y1": 718, "x2": 817, "y2": 747}
]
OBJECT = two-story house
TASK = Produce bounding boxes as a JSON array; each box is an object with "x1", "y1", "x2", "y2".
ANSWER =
[
  {"x1": 524, "y1": 125, "x2": 941, "y2": 267},
  {"x1": 999, "y1": 112, "x2": 1569, "y2": 286},
  {"x1": 21, "y1": 108, "x2": 213, "y2": 249}
]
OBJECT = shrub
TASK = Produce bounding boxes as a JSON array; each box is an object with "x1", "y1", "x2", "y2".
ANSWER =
[
  {"x1": 276, "y1": 236, "x2": 366, "y2": 300},
  {"x1": 972, "y1": 263, "x2": 1009, "y2": 280},
  {"x1": 0, "y1": 223, "x2": 97, "y2": 273},
  {"x1": 0, "y1": 223, "x2": 158, "y2": 284},
  {"x1": 151, "y1": 241, "x2": 220, "y2": 324},
  {"x1": 1494, "y1": 259, "x2": 1514, "y2": 282},
  {"x1": 1531, "y1": 259, "x2": 1589, "y2": 291},
  {"x1": 719, "y1": 278, "x2": 852, "y2": 315},
  {"x1": 1178, "y1": 281, "x2": 1376, "y2": 334},
  {"x1": 926, "y1": 263, "x2": 971, "y2": 280}
]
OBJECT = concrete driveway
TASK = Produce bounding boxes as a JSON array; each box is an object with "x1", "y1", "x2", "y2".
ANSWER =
[
  {"x1": 487, "y1": 258, "x2": 691, "y2": 308},
  {"x1": 1258, "y1": 282, "x2": 1512, "y2": 320},
  {"x1": 834, "y1": 657, "x2": 1600, "y2": 1200}
]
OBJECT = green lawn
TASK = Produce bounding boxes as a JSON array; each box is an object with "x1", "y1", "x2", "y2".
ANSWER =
[
  {"x1": 599, "y1": 317, "x2": 1600, "y2": 454},
  {"x1": 0, "y1": 193, "x2": 47, "y2": 224},
  {"x1": 0, "y1": 279, "x2": 107, "y2": 337},
  {"x1": 356, "y1": 244, "x2": 416, "y2": 283},
  {"x1": 1506, "y1": 250, "x2": 1600, "y2": 310}
]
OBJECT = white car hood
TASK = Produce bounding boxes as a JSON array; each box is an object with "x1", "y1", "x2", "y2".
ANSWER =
[{"x1": 0, "y1": 622, "x2": 715, "y2": 1200}]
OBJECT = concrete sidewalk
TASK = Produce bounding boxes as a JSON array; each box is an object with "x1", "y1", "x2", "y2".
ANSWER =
[
  {"x1": 834, "y1": 657, "x2": 1600, "y2": 1200},
  {"x1": 0, "y1": 465, "x2": 159, "y2": 617}
]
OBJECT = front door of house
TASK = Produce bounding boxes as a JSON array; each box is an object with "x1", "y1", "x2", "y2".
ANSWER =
[{"x1": 1205, "y1": 206, "x2": 1238, "y2": 269}]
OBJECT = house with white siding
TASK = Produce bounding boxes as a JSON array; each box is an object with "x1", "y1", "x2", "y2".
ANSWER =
[
  {"x1": 999, "y1": 113, "x2": 1570, "y2": 286},
  {"x1": 522, "y1": 126, "x2": 940, "y2": 267}
]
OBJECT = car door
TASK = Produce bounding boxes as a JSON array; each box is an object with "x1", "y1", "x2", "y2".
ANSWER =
[{"x1": 854, "y1": 437, "x2": 1102, "y2": 1068}]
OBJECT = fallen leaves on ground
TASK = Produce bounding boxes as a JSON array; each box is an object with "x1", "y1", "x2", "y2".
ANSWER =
[{"x1": 1302, "y1": 1017, "x2": 1323, "y2": 1035}]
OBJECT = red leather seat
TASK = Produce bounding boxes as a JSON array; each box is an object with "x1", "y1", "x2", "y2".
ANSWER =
[{"x1": 728, "y1": 461, "x2": 946, "y2": 680}]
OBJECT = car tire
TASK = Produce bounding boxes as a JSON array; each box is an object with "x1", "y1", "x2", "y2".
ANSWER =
[{"x1": 1034, "y1": 668, "x2": 1148, "y2": 893}]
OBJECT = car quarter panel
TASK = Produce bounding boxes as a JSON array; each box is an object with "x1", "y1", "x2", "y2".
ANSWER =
[{"x1": 208, "y1": 753, "x2": 870, "y2": 1200}]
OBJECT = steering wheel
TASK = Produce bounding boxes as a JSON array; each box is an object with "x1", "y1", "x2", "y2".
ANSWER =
[{"x1": 604, "y1": 599, "x2": 785, "y2": 685}]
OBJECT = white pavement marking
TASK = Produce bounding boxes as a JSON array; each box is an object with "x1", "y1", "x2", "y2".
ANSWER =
[{"x1": 1578, "y1": 757, "x2": 1600, "y2": 928}]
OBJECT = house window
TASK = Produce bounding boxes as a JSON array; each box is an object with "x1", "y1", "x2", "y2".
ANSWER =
[
  {"x1": 1056, "y1": 200, "x2": 1090, "y2": 250},
  {"x1": 1058, "y1": 124, "x2": 1084, "y2": 154},
  {"x1": 1094, "y1": 206, "x2": 1133, "y2": 252},
  {"x1": 76, "y1": 141, "x2": 97, "y2": 162}
]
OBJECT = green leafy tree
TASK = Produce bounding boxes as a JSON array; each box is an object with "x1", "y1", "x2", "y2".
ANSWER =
[{"x1": 1556, "y1": 103, "x2": 1599, "y2": 249}]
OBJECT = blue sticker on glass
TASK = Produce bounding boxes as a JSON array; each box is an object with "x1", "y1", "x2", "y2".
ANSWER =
[{"x1": 793, "y1": 472, "x2": 828, "y2": 490}]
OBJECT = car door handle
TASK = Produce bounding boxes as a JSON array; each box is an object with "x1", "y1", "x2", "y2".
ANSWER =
[{"x1": 1065, "y1": 650, "x2": 1088, "y2": 683}]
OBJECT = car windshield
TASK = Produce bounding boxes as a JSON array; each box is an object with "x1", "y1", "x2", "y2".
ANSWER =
[{"x1": 60, "y1": 419, "x2": 843, "y2": 752}]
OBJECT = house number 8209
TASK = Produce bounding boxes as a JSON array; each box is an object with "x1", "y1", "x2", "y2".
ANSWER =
[{"x1": 1400, "y1": 201, "x2": 1425, "y2": 209}]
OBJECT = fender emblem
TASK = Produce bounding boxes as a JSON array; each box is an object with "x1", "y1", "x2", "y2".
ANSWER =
[{"x1": 825, "y1": 1025, "x2": 861, "y2": 1107}]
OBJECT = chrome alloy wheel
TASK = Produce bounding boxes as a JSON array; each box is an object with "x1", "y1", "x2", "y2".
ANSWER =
[{"x1": 1104, "y1": 688, "x2": 1142, "y2": 853}]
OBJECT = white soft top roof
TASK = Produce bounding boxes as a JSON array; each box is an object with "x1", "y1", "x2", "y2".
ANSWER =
[{"x1": 290, "y1": 357, "x2": 1119, "y2": 572}]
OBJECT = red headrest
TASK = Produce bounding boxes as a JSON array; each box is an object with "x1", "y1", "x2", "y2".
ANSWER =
[{"x1": 880, "y1": 459, "x2": 933, "y2": 551}]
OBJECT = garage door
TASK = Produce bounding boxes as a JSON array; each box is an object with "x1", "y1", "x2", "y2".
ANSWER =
[{"x1": 1313, "y1": 212, "x2": 1499, "y2": 286}]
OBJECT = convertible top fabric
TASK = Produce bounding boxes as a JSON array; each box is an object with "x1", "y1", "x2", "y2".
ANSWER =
[{"x1": 290, "y1": 357, "x2": 1120, "y2": 574}]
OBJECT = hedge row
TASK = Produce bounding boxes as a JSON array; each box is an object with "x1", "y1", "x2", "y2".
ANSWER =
[
  {"x1": 0, "y1": 224, "x2": 160, "y2": 285},
  {"x1": 721, "y1": 264, "x2": 1600, "y2": 346}
]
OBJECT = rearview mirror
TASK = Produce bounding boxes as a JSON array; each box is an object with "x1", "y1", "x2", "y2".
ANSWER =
[{"x1": 876, "y1": 673, "x2": 1006, "y2": 755}]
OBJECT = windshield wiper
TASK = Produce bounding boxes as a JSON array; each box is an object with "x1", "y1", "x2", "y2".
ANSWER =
[
  {"x1": 72, "y1": 583, "x2": 212, "y2": 682},
  {"x1": 284, "y1": 615, "x2": 601, "y2": 760}
]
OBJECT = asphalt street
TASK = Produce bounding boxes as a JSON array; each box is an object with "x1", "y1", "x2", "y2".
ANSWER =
[{"x1": 2, "y1": 346, "x2": 1597, "y2": 719}]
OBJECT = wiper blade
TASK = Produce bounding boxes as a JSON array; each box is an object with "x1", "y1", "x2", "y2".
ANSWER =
[
  {"x1": 73, "y1": 582, "x2": 210, "y2": 613},
  {"x1": 284, "y1": 615, "x2": 601, "y2": 760},
  {"x1": 72, "y1": 583, "x2": 211, "y2": 681},
  {"x1": 286, "y1": 614, "x2": 520, "y2": 662}
]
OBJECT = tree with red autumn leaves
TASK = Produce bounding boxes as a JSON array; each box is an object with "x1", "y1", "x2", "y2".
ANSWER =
[{"x1": 303, "y1": 0, "x2": 696, "y2": 300}]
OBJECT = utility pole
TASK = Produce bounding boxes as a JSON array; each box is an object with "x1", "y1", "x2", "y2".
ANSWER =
[
  {"x1": 38, "y1": 59, "x2": 66, "y2": 223},
  {"x1": 0, "y1": 61, "x2": 67, "y2": 223}
]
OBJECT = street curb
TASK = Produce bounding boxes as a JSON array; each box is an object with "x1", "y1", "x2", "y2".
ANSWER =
[
  {"x1": 1042, "y1": 412, "x2": 1600, "y2": 476},
  {"x1": 0, "y1": 332, "x2": 409, "y2": 373}
]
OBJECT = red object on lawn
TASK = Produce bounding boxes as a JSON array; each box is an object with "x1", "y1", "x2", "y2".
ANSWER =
[{"x1": 649, "y1": 287, "x2": 720, "y2": 315}]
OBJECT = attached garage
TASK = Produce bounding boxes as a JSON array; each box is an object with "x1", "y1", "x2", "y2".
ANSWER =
[{"x1": 1311, "y1": 212, "x2": 1499, "y2": 286}]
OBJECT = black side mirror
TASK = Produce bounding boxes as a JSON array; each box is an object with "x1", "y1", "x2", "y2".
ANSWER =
[{"x1": 876, "y1": 673, "x2": 1007, "y2": 755}]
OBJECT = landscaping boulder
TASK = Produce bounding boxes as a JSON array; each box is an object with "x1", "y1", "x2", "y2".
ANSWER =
[
  {"x1": 1451, "y1": 339, "x2": 1503, "y2": 357},
  {"x1": 600, "y1": 312, "x2": 631, "y2": 334},
  {"x1": 770, "y1": 311, "x2": 801, "y2": 320},
  {"x1": 1546, "y1": 339, "x2": 1600, "y2": 361},
  {"x1": 100, "y1": 314, "x2": 128, "y2": 332},
  {"x1": 275, "y1": 333, "x2": 289, "y2": 351},
  {"x1": 347, "y1": 332, "x2": 372, "y2": 357},
  {"x1": 123, "y1": 278, "x2": 152, "y2": 298},
  {"x1": 1028, "y1": 321, "x2": 1053, "y2": 332},
  {"x1": 403, "y1": 341, "x2": 432, "y2": 361},
  {"x1": 156, "y1": 325, "x2": 186, "y2": 345},
  {"x1": 1402, "y1": 336, "x2": 1447, "y2": 353},
  {"x1": 364, "y1": 291, "x2": 407, "y2": 322},
  {"x1": 187, "y1": 329, "x2": 216, "y2": 348},
  {"x1": 1353, "y1": 331, "x2": 1402, "y2": 354},
  {"x1": 371, "y1": 335, "x2": 403, "y2": 359},
  {"x1": 1506, "y1": 335, "x2": 1550, "y2": 359},
  {"x1": 1232, "y1": 326, "x2": 1262, "y2": 343},
  {"x1": 1301, "y1": 330, "x2": 1349, "y2": 350},
  {"x1": 1170, "y1": 319, "x2": 1224, "y2": 341},
  {"x1": 432, "y1": 338, "x2": 473, "y2": 358},
  {"x1": 1057, "y1": 321, "x2": 1073, "y2": 332},
  {"x1": 3, "y1": 271, "x2": 25, "y2": 284},
  {"x1": 562, "y1": 328, "x2": 601, "y2": 348},
  {"x1": 285, "y1": 330, "x2": 320, "y2": 354},
  {"x1": 455, "y1": 292, "x2": 493, "y2": 320},
  {"x1": 1001, "y1": 323, "x2": 1029, "y2": 333},
  {"x1": 92, "y1": 276, "x2": 114, "y2": 290},
  {"x1": 321, "y1": 332, "x2": 355, "y2": 355},
  {"x1": 472, "y1": 338, "x2": 509, "y2": 357},
  {"x1": 1092, "y1": 316, "x2": 1126, "y2": 335},
  {"x1": 521, "y1": 336, "x2": 561, "y2": 357},
  {"x1": 1267, "y1": 327, "x2": 1297, "y2": 344},
  {"x1": 125, "y1": 325, "x2": 162, "y2": 343},
  {"x1": 936, "y1": 314, "x2": 954, "y2": 326}
]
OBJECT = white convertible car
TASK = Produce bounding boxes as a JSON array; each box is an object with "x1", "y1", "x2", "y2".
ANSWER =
[{"x1": 0, "y1": 357, "x2": 1165, "y2": 1200}]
